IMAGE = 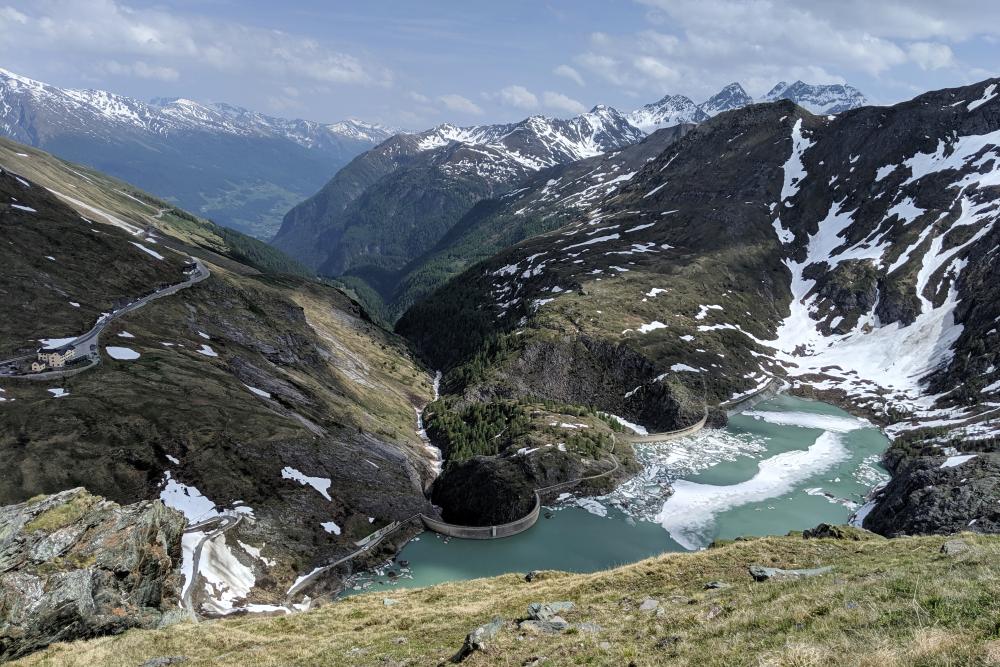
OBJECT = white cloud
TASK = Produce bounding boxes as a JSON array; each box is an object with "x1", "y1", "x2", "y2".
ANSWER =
[
  {"x1": 0, "y1": 0, "x2": 391, "y2": 87},
  {"x1": 633, "y1": 56, "x2": 679, "y2": 82},
  {"x1": 907, "y1": 42, "x2": 956, "y2": 70},
  {"x1": 439, "y1": 93, "x2": 483, "y2": 115},
  {"x1": 407, "y1": 91, "x2": 430, "y2": 104},
  {"x1": 0, "y1": 7, "x2": 28, "y2": 24},
  {"x1": 543, "y1": 91, "x2": 586, "y2": 115},
  {"x1": 498, "y1": 84, "x2": 538, "y2": 109},
  {"x1": 553, "y1": 64, "x2": 585, "y2": 86},
  {"x1": 575, "y1": 52, "x2": 642, "y2": 88},
  {"x1": 102, "y1": 60, "x2": 179, "y2": 81},
  {"x1": 569, "y1": 0, "x2": 998, "y2": 101}
]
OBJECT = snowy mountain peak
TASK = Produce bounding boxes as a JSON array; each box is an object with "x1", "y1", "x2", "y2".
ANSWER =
[
  {"x1": 699, "y1": 82, "x2": 753, "y2": 117},
  {"x1": 410, "y1": 107, "x2": 642, "y2": 177},
  {"x1": 0, "y1": 67, "x2": 48, "y2": 91},
  {"x1": 626, "y1": 94, "x2": 707, "y2": 133},
  {"x1": 628, "y1": 80, "x2": 867, "y2": 132},
  {"x1": 765, "y1": 81, "x2": 791, "y2": 98},
  {"x1": 326, "y1": 119, "x2": 396, "y2": 143},
  {"x1": 0, "y1": 67, "x2": 391, "y2": 149},
  {"x1": 762, "y1": 80, "x2": 869, "y2": 114}
]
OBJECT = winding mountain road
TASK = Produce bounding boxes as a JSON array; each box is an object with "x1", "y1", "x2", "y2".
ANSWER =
[{"x1": 0, "y1": 257, "x2": 209, "y2": 378}]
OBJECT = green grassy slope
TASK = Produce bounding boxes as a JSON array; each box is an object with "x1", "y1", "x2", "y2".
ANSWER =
[
  {"x1": 0, "y1": 138, "x2": 311, "y2": 278},
  {"x1": 14, "y1": 530, "x2": 1000, "y2": 666}
]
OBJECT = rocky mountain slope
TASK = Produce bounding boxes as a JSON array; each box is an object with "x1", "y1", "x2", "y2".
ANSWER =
[
  {"x1": 0, "y1": 136, "x2": 310, "y2": 277},
  {"x1": 0, "y1": 68, "x2": 394, "y2": 238},
  {"x1": 399, "y1": 78, "x2": 1000, "y2": 535},
  {"x1": 274, "y1": 82, "x2": 865, "y2": 323},
  {"x1": 271, "y1": 106, "x2": 644, "y2": 316},
  {"x1": 763, "y1": 80, "x2": 868, "y2": 114},
  {"x1": 377, "y1": 124, "x2": 695, "y2": 320},
  {"x1": 12, "y1": 529, "x2": 1000, "y2": 666},
  {"x1": 627, "y1": 80, "x2": 867, "y2": 132},
  {"x1": 0, "y1": 489, "x2": 185, "y2": 661},
  {"x1": 0, "y1": 139, "x2": 441, "y2": 619}
]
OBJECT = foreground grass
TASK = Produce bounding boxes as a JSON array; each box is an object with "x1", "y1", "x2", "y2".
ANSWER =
[{"x1": 15, "y1": 532, "x2": 1000, "y2": 666}]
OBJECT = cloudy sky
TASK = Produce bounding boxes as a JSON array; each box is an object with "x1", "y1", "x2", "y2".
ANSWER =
[{"x1": 1, "y1": 0, "x2": 997, "y2": 129}]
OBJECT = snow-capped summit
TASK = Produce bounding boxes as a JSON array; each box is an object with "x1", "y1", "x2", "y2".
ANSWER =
[
  {"x1": 762, "y1": 80, "x2": 868, "y2": 114},
  {"x1": 0, "y1": 67, "x2": 395, "y2": 238},
  {"x1": 326, "y1": 119, "x2": 398, "y2": 143},
  {"x1": 411, "y1": 104, "x2": 643, "y2": 174},
  {"x1": 0, "y1": 68, "x2": 394, "y2": 149},
  {"x1": 699, "y1": 82, "x2": 754, "y2": 117},
  {"x1": 626, "y1": 94, "x2": 708, "y2": 133},
  {"x1": 627, "y1": 80, "x2": 868, "y2": 132}
]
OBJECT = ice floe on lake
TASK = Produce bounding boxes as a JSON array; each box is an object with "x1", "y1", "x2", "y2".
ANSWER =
[
  {"x1": 743, "y1": 410, "x2": 870, "y2": 433},
  {"x1": 655, "y1": 432, "x2": 849, "y2": 550},
  {"x1": 598, "y1": 428, "x2": 769, "y2": 522}
]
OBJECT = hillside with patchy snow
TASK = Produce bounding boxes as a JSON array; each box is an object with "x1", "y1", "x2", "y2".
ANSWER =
[
  {"x1": 272, "y1": 105, "x2": 646, "y2": 310},
  {"x1": 0, "y1": 143, "x2": 440, "y2": 617},
  {"x1": 399, "y1": 78, "x2": 1000, "y2": 537}
]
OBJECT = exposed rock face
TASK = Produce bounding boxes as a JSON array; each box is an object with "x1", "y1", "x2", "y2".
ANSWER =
[
  {"x1": 431, "y1": 457, "x2": 537, "y2": 526},
  {"x1": 863, "y1": 454, "x2": 1000, "y2": 537},
  {"x1": 0, "y1": 488, "x2": 185, "y2": 661},
  {"x1": 467, "y1": 336, "x2": 702, "y2": 433}
]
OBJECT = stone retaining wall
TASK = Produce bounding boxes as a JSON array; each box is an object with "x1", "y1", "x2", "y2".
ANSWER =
[
  {"x1": 622, "y1": 409, "x2": 708, "y2": 444},
  {"x1": 720, "y1": 378, "x2": 783, "y2": 414}
]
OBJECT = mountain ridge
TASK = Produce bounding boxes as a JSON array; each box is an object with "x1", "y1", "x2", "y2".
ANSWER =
[
  {"x1": 0, "y1": 67, "x2": 395, "y2": 238},
  {"x1": 271, "y1": 79, "x2": 868, "y2": 320},
  {"x1": 271, "y1": 104, "x2": 646, "y2": 291},
  {"x1": 626, "y1": 79, "x2": 868, "y2": 132},
  {"x1": 0, "y1": 68, "x2": 395, "y2": 148}
]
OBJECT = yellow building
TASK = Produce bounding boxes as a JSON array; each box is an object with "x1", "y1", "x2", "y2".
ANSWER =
[{"x1": 34, "y1": 347, "x2": 75, "y2": 371}]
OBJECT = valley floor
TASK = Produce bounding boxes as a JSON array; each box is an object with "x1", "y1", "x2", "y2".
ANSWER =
[{"x1": 14, "y1": 531, "x2": 1000, "y2": 666}]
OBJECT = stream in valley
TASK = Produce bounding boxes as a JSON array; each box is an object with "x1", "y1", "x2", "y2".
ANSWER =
[{"x1": 343, "y1": 394, "x2": 889, "y2": 594}]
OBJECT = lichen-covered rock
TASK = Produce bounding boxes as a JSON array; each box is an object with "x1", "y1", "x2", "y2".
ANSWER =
[
  {"x1": 0, "y1": 488, "x2": 185, "y2": 660},
  {"x1": 748, "y1": 564, "x2": 833, "y2": 581}
]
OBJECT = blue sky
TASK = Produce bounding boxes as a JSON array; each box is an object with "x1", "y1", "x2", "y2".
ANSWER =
[{"x1": 1, "y1": 0, "x2": 998, "y2": 129}]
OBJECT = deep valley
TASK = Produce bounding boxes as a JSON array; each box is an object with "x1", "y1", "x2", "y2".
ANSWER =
[{"x1": 2, "y1": 23, "x2": 1000, "y2": 665}]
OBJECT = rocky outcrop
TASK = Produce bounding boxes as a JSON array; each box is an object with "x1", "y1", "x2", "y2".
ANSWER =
[
  {"x1": 0, "y1": 488, "x2": 186, "y2": 661},
  {"x1": 431, "y1": 457, "x2": 536, "y2": 526},
  {"x1": 863, "y1": 454, "x2": 1000, "y2": 537}
]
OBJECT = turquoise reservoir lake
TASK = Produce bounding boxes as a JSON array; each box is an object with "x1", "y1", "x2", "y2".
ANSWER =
[{"x1": 345, "y1": 395, "x2": 888, "y2": 594}]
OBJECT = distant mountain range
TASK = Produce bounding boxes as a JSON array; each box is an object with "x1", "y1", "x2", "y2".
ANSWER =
[
  {"x1": 0, "y1": 67, "x2": 872, "y2": 316},
  {"x1": 273, "y1": 79, "x2": 869, "y2": 320},
  {"x1": 626, "y1": 80, "x2": 868, "y2": 131},
  {"x1": 0, "y1": 67, "x2": 395, "y2": 238},
  {"x1": 271, "y1": 105, "x2": 646, "y2": 296}
]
